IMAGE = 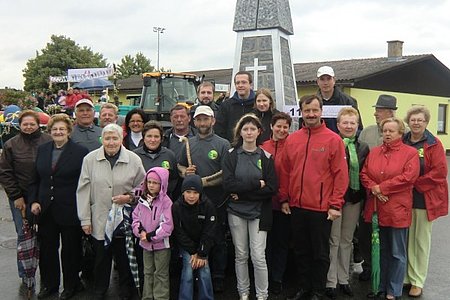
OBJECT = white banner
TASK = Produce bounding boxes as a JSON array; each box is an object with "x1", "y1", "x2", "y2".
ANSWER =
[
  {"x1": 283, "y1": 105, "x2": 351, "y2": 118},
  {"x1": 67, "y1": 68, "x2": 113, "y2": 82},
  {"x1": 49, "y1": 75, "x2": 69, "y2": 83},
  {"x1": 215, "y1": 84, "x2": 230, "y2": 92}
]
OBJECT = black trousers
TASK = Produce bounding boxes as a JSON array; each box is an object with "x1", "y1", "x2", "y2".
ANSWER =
[
  {"x1": 291, "y1": 207, "x2": 332, "y2": 293},
  {"x1": 266, "y1": 210, "x2": 291, "y2": 283},
  {"x1": 39, "y1": 213, "x2": 82, "y2": 290},
  {"x1": 92, "y1": 237, "x2": 134, "y2": 298}
]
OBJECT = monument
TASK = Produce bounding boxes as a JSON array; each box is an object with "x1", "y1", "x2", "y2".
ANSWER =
[{"x1": 232, "y1": 0, "x2": 298, "y2": 112}]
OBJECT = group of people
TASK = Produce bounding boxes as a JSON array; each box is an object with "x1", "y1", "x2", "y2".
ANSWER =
[{"x1": 0, "y1": 66, "x2": 448, "y2": 300}]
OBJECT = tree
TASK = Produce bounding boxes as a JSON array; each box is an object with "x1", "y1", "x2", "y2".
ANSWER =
[
  {"x1": 116, "y1": 52, "x2": 155, "y2": 79},
  {"x1": 22, "y1": 35, "x2": 107, "y2": 91}
]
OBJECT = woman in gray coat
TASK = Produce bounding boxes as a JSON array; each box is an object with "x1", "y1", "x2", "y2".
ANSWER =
[{"x1": 77, "y1": 123, "x2": 145, "y2": 300}]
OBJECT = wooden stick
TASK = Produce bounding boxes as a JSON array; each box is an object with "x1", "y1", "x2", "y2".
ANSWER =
[{"x1": 178, "y1": 136, "x2": 192, "y2": 166}]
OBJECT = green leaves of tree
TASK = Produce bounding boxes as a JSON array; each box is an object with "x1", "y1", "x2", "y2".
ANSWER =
[
  {"x1": 22, "y1": 35, "x2": 106, "y2": 91},
  {"x1": 116, "y1": 52, "x2": 155, "y2": 79}
]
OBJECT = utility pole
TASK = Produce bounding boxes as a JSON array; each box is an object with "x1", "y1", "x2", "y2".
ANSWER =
[{"x1": 153, "y1": 27, "x2": 165, "y2": 71}]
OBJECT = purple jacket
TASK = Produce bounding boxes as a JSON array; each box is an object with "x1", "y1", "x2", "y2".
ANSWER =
[{"x1": 132, "y1": 167, "x2": 174, "y2": 251}]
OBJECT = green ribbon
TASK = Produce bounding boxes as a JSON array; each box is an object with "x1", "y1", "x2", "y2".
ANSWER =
[{"x1": 343, "y1": 137, "x2": 360, "y2": 190}]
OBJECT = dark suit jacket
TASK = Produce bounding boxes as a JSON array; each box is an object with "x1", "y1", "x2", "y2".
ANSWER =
[{"x1": 29, "y1": 139, "x2": 89, "y2": 226}]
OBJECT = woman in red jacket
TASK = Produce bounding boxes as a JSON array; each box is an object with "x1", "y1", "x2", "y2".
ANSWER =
[
  {"x1": 402, "y1": 106, "x2": 448, "y2": 297},
  {"x1": 260, "y1": 112, "x2": 292, "y2": 295},
  {"x1": 361, "y1": 117, "x2": 420, "y2": 300}
]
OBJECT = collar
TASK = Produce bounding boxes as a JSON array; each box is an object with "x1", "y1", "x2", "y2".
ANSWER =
[
  {"x1": 77, "y1": 124, "x2": 95, "y2": 132},
  {"x1": 381, "y1": 137, "x2": 403, "y2": 152}
]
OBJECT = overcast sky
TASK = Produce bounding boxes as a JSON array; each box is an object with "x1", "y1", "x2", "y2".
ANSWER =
[{"x1": 1, "y1": 0, "x2": 449, "y2": 89}]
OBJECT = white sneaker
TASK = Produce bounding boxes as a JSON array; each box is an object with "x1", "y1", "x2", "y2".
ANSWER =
[{"x1": 240, "y1": 294, "x2": 249, "y2": 300}]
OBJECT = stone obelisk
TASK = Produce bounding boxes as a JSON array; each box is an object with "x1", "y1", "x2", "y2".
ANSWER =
[{"x1": 232, "y1": 0, "x2": 297, "y2": 111}]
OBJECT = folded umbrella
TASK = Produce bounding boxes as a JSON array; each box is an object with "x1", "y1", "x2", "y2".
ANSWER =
[
  {"x1": 17, "y1": 208, "x2": 39, "y2": 300},
  {"x1": 371, "y1": 199, "x2": 380, "y2": 294}
]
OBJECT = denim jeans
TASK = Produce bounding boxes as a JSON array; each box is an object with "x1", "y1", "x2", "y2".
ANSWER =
[
  {"x1": 179, "y1": 250, "x2": 213, "y2": 300},
  {"x1": 379, "y1": 226, "x2": 408, "y2": 297},
  {"x1": 228, "y1": 213, "x2": 268, "y2": 299},
  {"x1": 9, "y1": 198, "x2": 25, "y2": 278}
]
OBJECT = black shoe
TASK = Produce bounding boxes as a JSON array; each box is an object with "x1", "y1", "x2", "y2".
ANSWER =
[
  {"x1": 359, "y1": 268, "x2": 371, "y2": 281},
  {"x1": 270, "y1": 281, "x2": 283, "y2": 295},
  {"x1": 325, "y1": 287, "x2": 337, "y2": 300},
  {"x1": 60, "y1": 282, "x2": 84, "y2": 300},
  {"x1": 310, "y1": 292, "x2": 324, "y2": 300},
  {"x1": 367, "y1": 291, "x2": 386, "y2": 299},
  {"x1": 286, "y1": 289, "x2": 310, "y2": 300},
  {"x1": 38, "y1": 287, "x2": 58, "y2": 299},
  {"x1": 213, "y1": 278, "x2": 225, "y2": 293},
  {"x1": 339, "y1": 284, "x2": 354, "y2": 297}
]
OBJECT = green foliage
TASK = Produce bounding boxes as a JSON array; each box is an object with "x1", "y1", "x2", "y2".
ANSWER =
[
  {"x1": 0, "y1": 89, "x2": 29, "y2": 107},
  {"x1": 22, "y1": 35, "x2": 107, "y2": 92},
  {"x1": 116, "y1": 52, "x2": 155, "y2": 79}
]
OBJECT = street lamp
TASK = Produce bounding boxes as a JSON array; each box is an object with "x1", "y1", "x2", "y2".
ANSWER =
[{"x1": 153, "y1": 26, "x2": 165, "y2": 71}]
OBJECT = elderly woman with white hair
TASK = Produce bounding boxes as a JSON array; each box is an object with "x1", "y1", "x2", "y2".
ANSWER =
[{"x1": 77, "y1": 123, "x2": 145, "y2": 300}]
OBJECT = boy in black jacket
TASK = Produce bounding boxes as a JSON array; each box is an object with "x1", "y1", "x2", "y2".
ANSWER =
[{"x1": 172, "y1": 175, "x2": 217, "y2": 300}]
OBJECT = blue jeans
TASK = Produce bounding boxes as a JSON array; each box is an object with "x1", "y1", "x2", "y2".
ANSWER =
[
  {"x1": 379, "y1": 226, "x2": 408, "y2": 297},
  {"x1": 179, "y1": 250, "x2": 213, "y2": 300},
  {"x1": 9, "y1": 198, "x2": 25, "y2": 278}
]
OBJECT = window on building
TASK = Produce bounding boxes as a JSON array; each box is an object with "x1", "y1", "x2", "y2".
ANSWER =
[{"x1": 437, "y1": 104, "x2": 447, "y2": 134}]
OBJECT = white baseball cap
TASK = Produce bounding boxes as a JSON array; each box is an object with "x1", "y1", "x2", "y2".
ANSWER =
[
  {"x1": 193, "y1": 106, "x2": 214, "y2": 118},
  {"x1": 317, "y1": 66, "x2": 335, "y2": 78},
  {"x1": 75, "y1": 98, "x2": 94, "y2": 108}
]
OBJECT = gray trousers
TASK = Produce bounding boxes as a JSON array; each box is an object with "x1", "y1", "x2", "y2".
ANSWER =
[
  {"x1": 327, "y1": 202, "x2": 361, "y2": 287},
  {"x1": 142, "y1": 248, "x2": 171, "y2": 300},
  {"x1": 228, "y1": 213, "x2": 268, "y2": 299}
]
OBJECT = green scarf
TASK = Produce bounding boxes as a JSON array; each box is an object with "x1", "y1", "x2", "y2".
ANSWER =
[{"x1": 343, "y1": 137, "x2": 360, "y2": 190}]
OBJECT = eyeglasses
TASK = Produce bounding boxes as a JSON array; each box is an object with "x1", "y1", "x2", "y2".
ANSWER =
[{"x1": 409, "y1": 119, "x2": 426, "y2": 124}]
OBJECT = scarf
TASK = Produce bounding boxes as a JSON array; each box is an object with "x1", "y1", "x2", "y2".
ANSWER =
[{"x1": 343, "y1": 137, "x2": 360, "y2": 190}]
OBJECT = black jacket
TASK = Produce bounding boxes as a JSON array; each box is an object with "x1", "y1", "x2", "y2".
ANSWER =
[
  {"x1": 29, "y1": 139, "x2": 89, "y2": 226},
  {"x1": 214, "y1": 90, "x2": 256, "y2": 142},
  {"x1": 0, "y1": 130, "x2": 52, "y2": 202},
  {"x1": 222, "y1": 147, "x2": 278, "y2": 231},
  {"x1": 316, "y1": 87, "x2": 364, "y2": 133},
  {"x1": 252, "y1": 108, "x2": 279, "y2": 144},
  {"x1": 172, "y1": 195, "x2": 217, "y2": 258}
]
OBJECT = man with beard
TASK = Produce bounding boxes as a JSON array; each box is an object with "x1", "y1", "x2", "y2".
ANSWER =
[
  {"x1": 280, "y1": 95, "x2": 348, "y2": 300},
  {"x1": 178, "y1": 106, "x2": 231, "y2": 293},
  {"x1": 190, "y1": 81, "x2": 220, "y2": 120}
]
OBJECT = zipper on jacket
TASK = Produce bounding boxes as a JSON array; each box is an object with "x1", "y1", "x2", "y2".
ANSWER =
[
  {"x1": 274, "y1": 141, "x2": 279, "y2": 159},
  {"x1": 320, "y1": 182, "x2": 323, "y2": 209},
  {"x1": 299, "y1": 128, "x2": 311, "y2": 206},
  {"x1": 153, "y1": 207, "x2": 158, "y2": 220}
]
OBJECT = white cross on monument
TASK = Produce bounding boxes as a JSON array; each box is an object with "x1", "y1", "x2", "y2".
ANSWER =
[{"x1": 245, "y1": 58, "x2": 267, "y2": 90}]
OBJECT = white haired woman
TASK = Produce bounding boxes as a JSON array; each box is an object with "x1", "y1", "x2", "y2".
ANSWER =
[{"x1": 77, "y1": 123, "x2": 145, "y2": 300}]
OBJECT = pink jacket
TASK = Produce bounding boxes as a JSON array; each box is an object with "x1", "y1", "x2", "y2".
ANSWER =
[{"x1": 132, "y1": 167, "x2": 174, "y2": 251}]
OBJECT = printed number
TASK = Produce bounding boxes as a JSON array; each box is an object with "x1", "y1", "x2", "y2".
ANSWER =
[{"x1": 289, "y1": 107, "x2": 301, "y2": 117}]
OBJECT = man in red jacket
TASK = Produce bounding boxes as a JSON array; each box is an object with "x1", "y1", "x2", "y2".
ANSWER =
[{"x1": 280, "y1": 95, "x2": 349, "y2": 300}]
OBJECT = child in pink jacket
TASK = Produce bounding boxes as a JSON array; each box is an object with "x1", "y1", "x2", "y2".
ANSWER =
[{"x1": 132, "y1": 167, "x2": 174, "y2": 300}]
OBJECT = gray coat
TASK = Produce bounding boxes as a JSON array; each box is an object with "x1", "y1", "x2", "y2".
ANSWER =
[{"x1": 77, "y1": 146, "x2": 145, "y2": 240}]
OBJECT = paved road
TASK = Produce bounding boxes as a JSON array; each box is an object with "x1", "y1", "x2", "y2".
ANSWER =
[{"x1": 1, "y1": 159, "x2": 450, "y2": 299}]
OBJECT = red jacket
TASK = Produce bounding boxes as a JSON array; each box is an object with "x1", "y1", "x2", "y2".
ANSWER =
[
  {"x1": 361, "y1": 138, "x2": 420, "y2": 228},
  {"x1": 65, "y1": 93, "x2": 82, "y2": 108},
  {"x1": 261, "y1": 137, "x2": 288, "y2": 210},
  {"x1": 279, "y1": 122, "x2": 348, "y2": 212},
  {"x1": 404, "y1": 130, "x2": 449, "y2": 221}
]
